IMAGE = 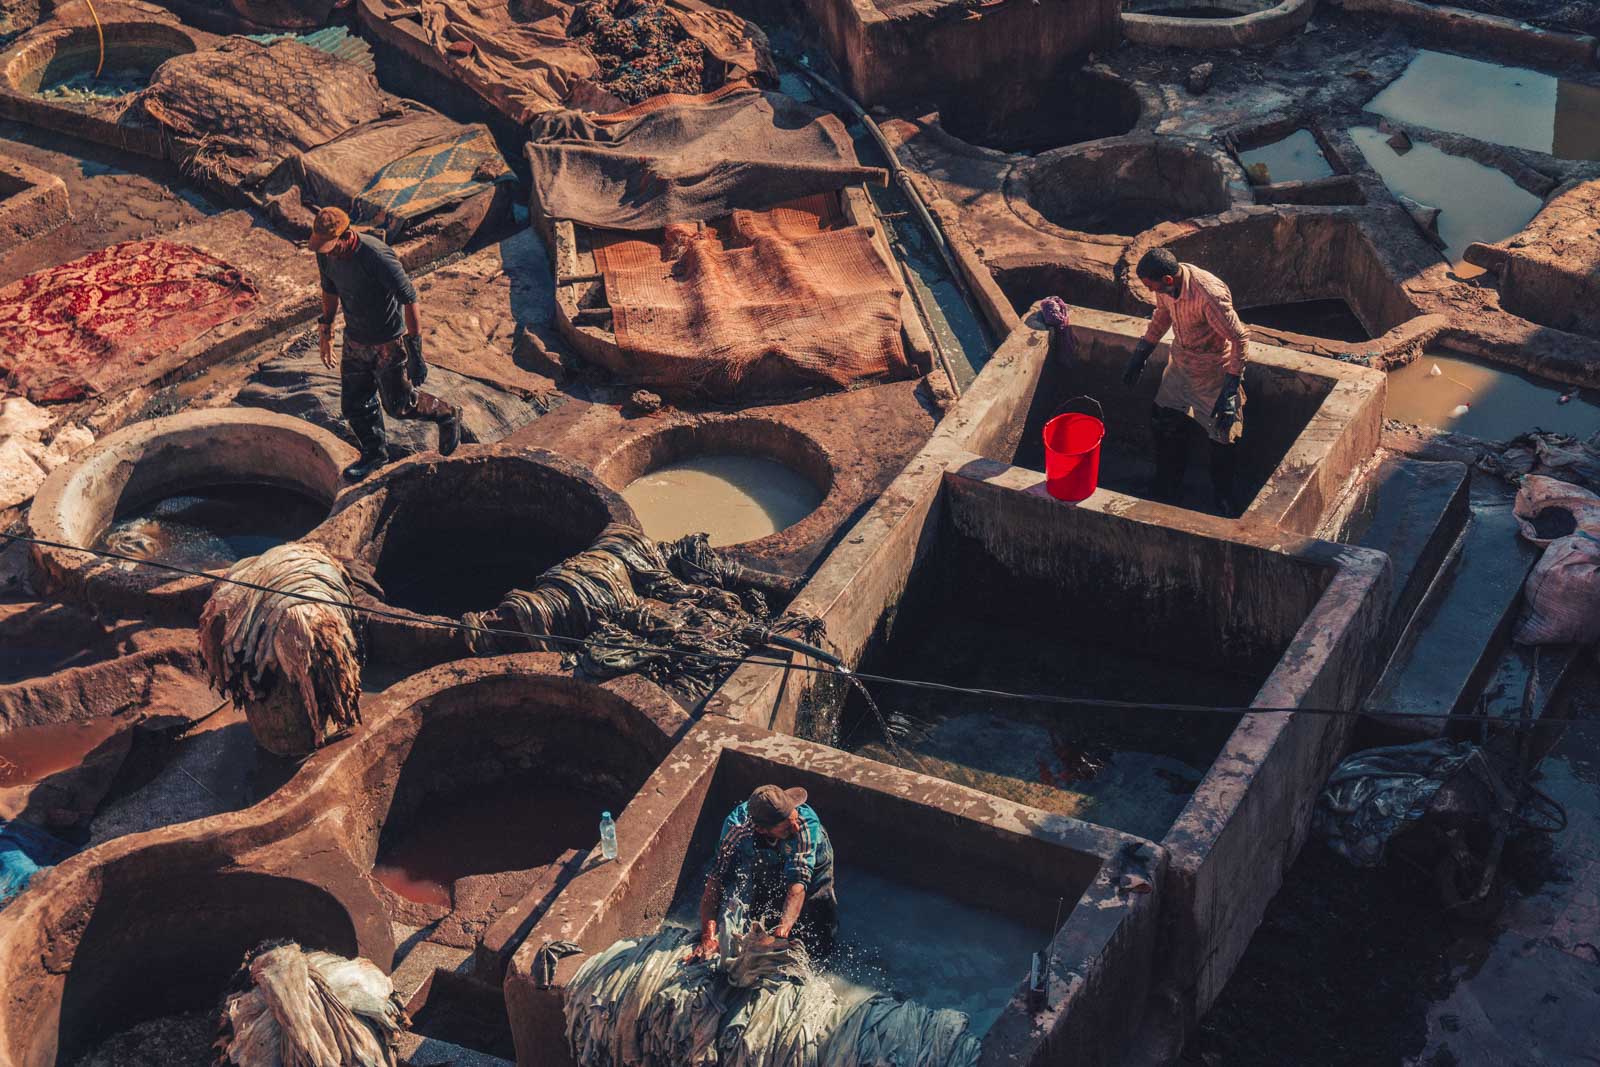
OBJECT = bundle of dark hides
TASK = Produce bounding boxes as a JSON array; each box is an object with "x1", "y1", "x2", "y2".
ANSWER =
[
  {"x1": 464, "y1": 523, "x2": 818, "y2": 698},
  {"x1": 215, "y1": 940, "x2": 409, "y2": 1067},
  {"x1": 564, "y1": 925, "x2": 982, "y2": 1067},
  {"x1": 198, "y1": 543, "x2": 363, "y2": 757}
]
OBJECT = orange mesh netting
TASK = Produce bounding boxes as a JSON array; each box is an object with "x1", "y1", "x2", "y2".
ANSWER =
[
  {"x1": 0, "y1": 239, "x2": 259, "y2": 404},
  {"x1": 587, "y1": 199, "x2": 910, "y2": 402}
]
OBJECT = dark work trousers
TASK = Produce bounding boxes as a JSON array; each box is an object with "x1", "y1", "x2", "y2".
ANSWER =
[
  {"x1": 340, "y1": 337, "x2": 453, "y2": 458},
  {"x1": 1150, "y1": 403, "x2": 1238, "y2": 507}
]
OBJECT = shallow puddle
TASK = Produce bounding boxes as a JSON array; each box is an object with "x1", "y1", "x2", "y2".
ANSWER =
[
  {"x1": 96, "y1": 485, "x2": 326, "y2": 571},
  {"x1": 1243, "y1": 298, "x2": 1369, "y2": 342},
  {"x1": 1367, "y1": 50, "x2": 1600, "y2": 161},
  {"x1": 1350, "y1": 126, "x2": 1542, "y2": 264},
  {"x1": 1386, "y1": 351, "x2": 1600, "y2": 440},
  {"x1": 842, "y1": 615, "x2": 1251, "y2": 841},
  {"x1": 622, "y1": 455, "x2": 821, "y2": 547},
  {"x1": 372, "y1": 780, "x2": 613, "y2": 907},
  {"x1": 0, "y1": 718, "x2": 126, "y2": 787},
  {"x1": 1239, "y1": 129, "x2": 1336, "y2": 185}
]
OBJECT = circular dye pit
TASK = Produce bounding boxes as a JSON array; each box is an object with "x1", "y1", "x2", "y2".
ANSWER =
[
  {"x1": 622, "y1": 454, "x2": 824, "y2": 547},
  {"x1": 1014, "y1": 137, "x2": 1238, "y2": 237},
  {"x1": 311, "y1": 450, "x2": 630, "y2": 620},
  {"x1": 6, "y1": 25, "x2": 196, "y2": 106},
  {"x1": 0, "y1": 717, "x2": 125, "y2": 787},
  {"x1": 941, "y1": 69, "x2": 1143, "y2": 155},
  {"x1": 30, "y1": 410, "x2": 356, "y2": 618},
  {"x1": 95, "y1": 484, "x2": 326, "y2": 570},
  {"x1": 372, "y1": 777, "x2": 616, "y2": 907}
]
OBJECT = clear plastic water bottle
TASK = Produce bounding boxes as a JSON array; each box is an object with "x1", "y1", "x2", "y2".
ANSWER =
[{"x1": 599, "y1": 811, "x2": 618, "y2": 861}]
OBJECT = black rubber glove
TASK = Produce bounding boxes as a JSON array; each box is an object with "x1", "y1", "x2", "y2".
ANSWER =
[
  {"x1": 1122, "y1": 339, "x2": 1156, "y2": 388},
  {"x1": 403, "y1": 333, "x2": 427, "y2": 385},
  {"x1": 1211, "y1": 373, "x2": 1242, "y2": 434}
]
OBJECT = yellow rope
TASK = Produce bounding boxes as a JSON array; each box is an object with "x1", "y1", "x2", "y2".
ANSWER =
[{"x1": 83, "y1": 0, "x2": 105, "y2": 78}]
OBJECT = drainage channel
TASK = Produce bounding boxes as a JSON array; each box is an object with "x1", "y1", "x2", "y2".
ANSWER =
[{"x1": 778, "y1": 70, "x2": 996, "y2": 390}]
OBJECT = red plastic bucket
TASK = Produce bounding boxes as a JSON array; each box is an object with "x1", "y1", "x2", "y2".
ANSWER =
[{"x1": 1042, "y1": 396, "x2": 1105, "y2": 502}]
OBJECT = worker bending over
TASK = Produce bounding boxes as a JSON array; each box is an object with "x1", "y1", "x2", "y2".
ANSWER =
[
  {"x1": 688, "y1": 784, "x2": 839, "y2": 962},
  {"x1": 1121, "y1": 247, "x2": 1250, "y2": 516},
  {"x1": 309, "y1": 207, "x2": 462, "y2": 482}
]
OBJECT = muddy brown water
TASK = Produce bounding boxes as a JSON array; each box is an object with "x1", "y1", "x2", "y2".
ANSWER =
[
  {"x1": 622, "y1": 455, "x2": 822, "y2": 547},
  {"x1": 1350, "y1": 125, "x2": 1543, "y2": 265},
  {"x1": 1238, "y1": 129, "x2": 1336, "y2": 184},
  {"x1": 94, "y1": 485, "x2": 326, "y2": 571},
  {"x1": 1386, "y1": 351, "x2": 1600, "y2": 440},
  {"x1": 1367, "y1": 49, "x2": 1600, "y2": 162},
  {"x1": 0, "y1": 717, "x2": 125, "y2": 787},
  {"x1": 372, "y1": 779, "x2": 614, "y2": 907},
  {"x1": 837, "y1": 609, "x2": 1254, "y2": 842},
  {"x1": 1243, "y1": 298, "x2": 1370, "y2": 342}
]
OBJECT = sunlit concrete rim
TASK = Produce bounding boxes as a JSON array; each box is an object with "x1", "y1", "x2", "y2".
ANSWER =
[
  {"x1": 28, "y1": 408, "x2": 358, "y2": 621},
  {"x1": 1122, "y1": 0, "x2": 1317, "y2": 48}
]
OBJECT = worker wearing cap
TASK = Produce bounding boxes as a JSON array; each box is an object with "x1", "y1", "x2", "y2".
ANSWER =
[
  {"x1": 687, "y1": 784, "x2": 838, "y2": 962},
  {"x1": 308, "y1": 207, "x2": 462, "y2": 482},
  {"x1": 1121, "y1": 246, "x2": 1250, "y2": 516}
]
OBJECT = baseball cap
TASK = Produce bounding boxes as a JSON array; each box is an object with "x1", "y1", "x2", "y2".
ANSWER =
[
  {"x1": 308, "y1": 206, "x2": 350, "y2": 252},
  {"x1": 747, "y1": 784, "x2": 808, "y2": 827}
]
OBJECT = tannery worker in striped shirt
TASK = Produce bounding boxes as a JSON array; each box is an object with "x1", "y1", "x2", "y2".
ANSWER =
[
  {"x1": 1121, "y1": 247, "x2": 1251, "y2": 516},
  {"x1": 686, "y1": 784, "x2": 839, "y2": 962}
]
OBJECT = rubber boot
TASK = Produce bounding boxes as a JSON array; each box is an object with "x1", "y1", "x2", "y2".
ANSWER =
[
  {"x1": 1209, "y1": 440, "x2": 1240, "y2": 517},
  {"x1": 342, "y1": 449, "x2": 391, "y2": 482},
  {"x1": 438, "y1": 406, "x2": 463, "y2": 456},
  {"x1": 1148, "y1": 404, "x2": 1191, "y2": 504}
]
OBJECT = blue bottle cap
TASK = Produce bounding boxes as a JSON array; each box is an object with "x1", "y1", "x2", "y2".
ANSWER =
[{"x1": 602, "y1": 811, "x2": 612, "y2": 818}]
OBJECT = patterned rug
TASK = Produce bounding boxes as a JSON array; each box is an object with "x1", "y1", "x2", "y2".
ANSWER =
[
  {"x1": 352, "y1": 126, "x2": 511, "y2": 232},
  {"x1": 0, "y1": 240, "x2": 259, "y2": 404}
]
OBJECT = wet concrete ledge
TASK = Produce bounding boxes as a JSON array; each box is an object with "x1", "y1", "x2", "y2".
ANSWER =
[
  {"x1": 504, "y1": 719, "x2": 1166, "y2": 1067},
  {"x1": 0, "y1": 156, "x2": 67, "y2": 259},
  {"x1": 1334, "y1": 0, "x2": 1600, "y2": 69},
  {"x1": 28, "y1": 408, "x2": 358, "y2": 621},
  {"x1": 0, "y1": 656, "x2": 686, "y2": 1067}
]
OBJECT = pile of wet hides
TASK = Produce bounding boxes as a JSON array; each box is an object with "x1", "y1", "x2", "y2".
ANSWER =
[
  {"x1": 564, "y1": 926, "x2": 982, "y2": 1067},
  {"x1": 0, "y1": 239, "x2": 259, "y2": 403},
  {"x1": 1479, "y1": 429, "x2": 1600, "y2": 497},
  {"x1": 586, "y1": 196, "x2": 910, "y2": 402},
  {"x1": 135, "y1": 38, "x2": 510, "y2": 236},
  {"x1": 464, "y1": 523, "x2": 818, "y2": 699},
  {"x1": 198, "y1": 543, "x2": 364, "y2": 757},
  {"x1": 526, "y1": 85, "x2": 884, "y2": 231},
  {"x1": 0, "y1": 819, "x2": 74, "y2": 910},
  {"x1": 218, "y1": 941, "x2": 409, "y2": 1067},
  {"x1": 1313, "y1": 739, "x2": 1487, "y2": 867},
  {"x1": 1507, "y1": 475, "x2": 1600, "y2": 646},
  {"x1": 361, "y1": 0, "x2": 770, "y2": 123}
]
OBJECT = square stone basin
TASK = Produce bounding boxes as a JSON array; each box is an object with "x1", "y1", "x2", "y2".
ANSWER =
[
  {"x1": 703, "y1": 426, "x2": 1390, "y2": 1033},
  {"x1": 505, "y1": 721, "x2": 1165, "y2": 1066},
  {"x1": 944, "y1": 304, "x2": 1387, "y2": 531}
]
